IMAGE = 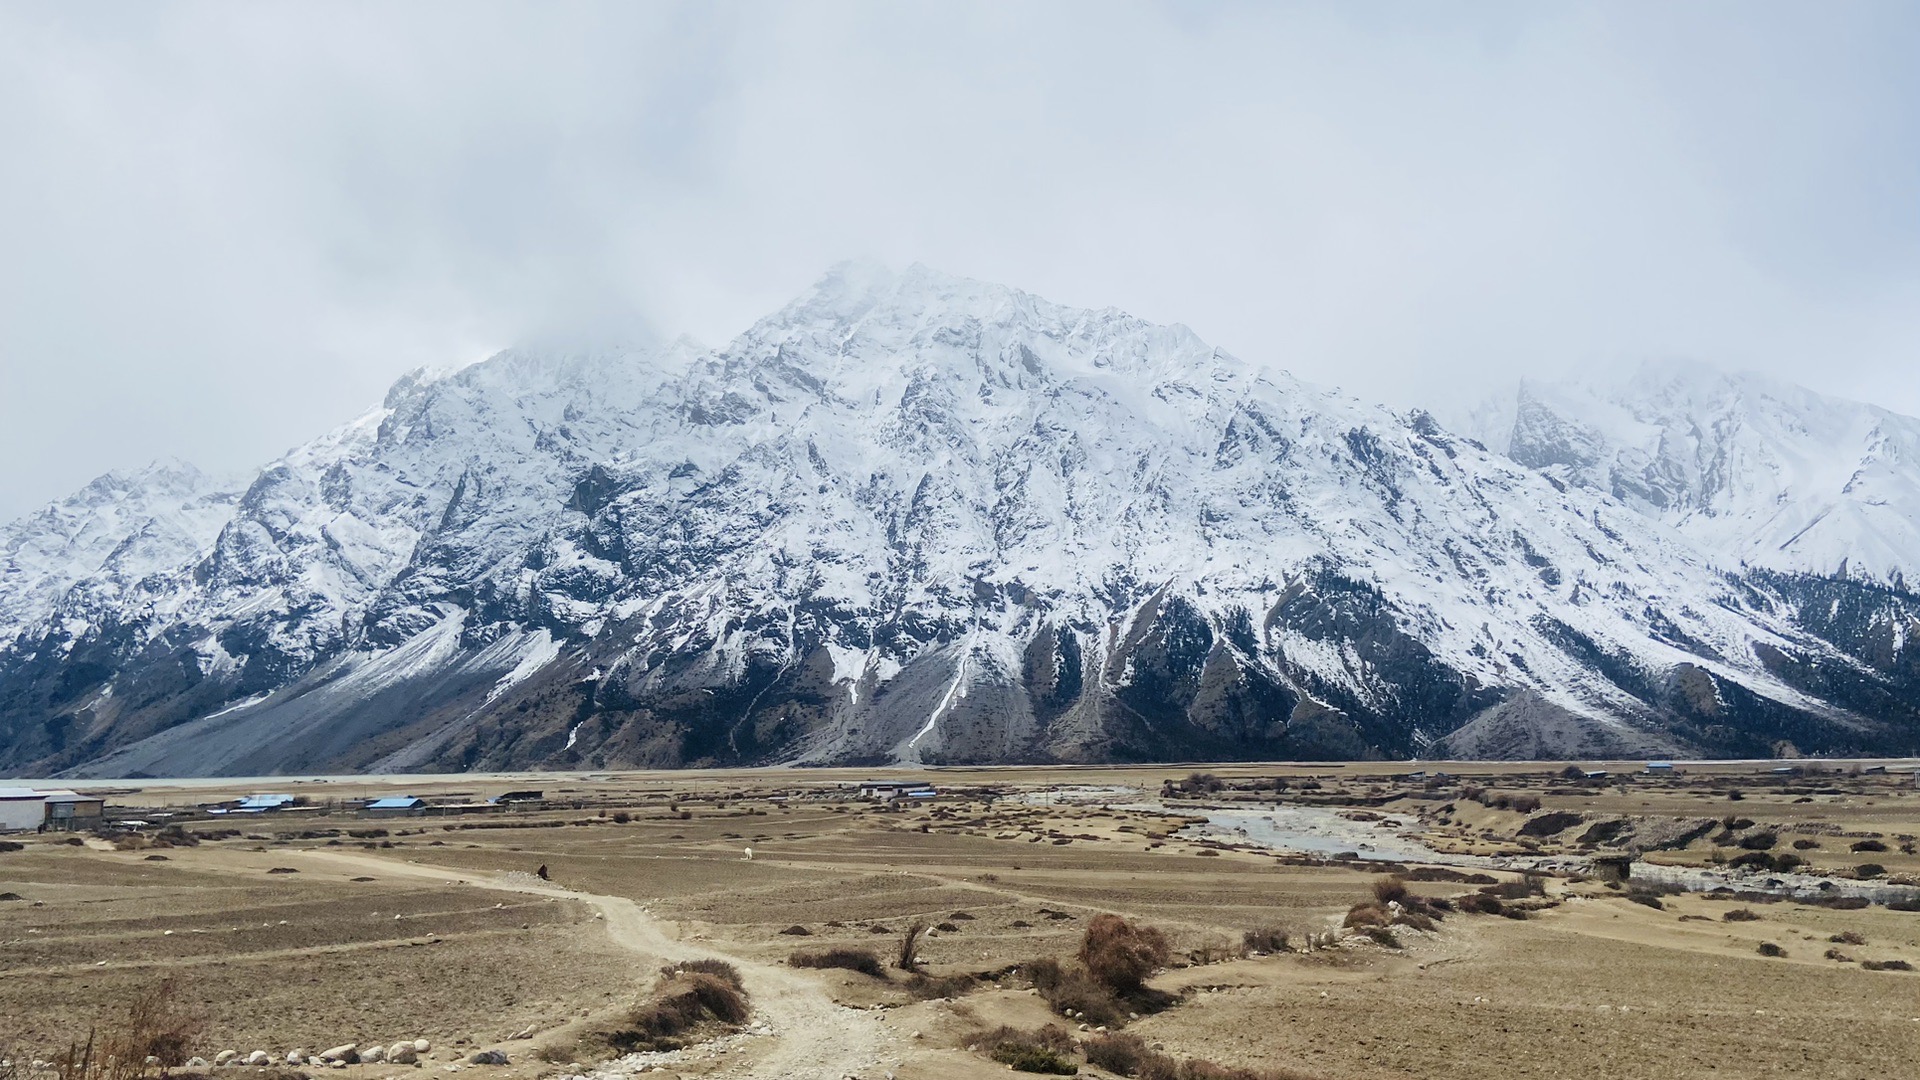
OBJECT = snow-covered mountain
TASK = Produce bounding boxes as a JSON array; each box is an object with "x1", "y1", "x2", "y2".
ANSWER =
[
  {"x1": 0, "y1": 460, "x2": 242, "y2": 644},
  {"x1": 4, "y1": 267, "x2": 1919, "y2": 776},
  {"x1": 1459, "y1": 361, "x2": 1920, "y2": 587}
]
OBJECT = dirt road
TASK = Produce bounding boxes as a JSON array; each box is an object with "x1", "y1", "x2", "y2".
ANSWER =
[{"x1": 281, "y1": 850, "x2": 902, "y2": 1080}]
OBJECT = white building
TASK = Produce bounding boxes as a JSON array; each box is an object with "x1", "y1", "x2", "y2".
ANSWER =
[{"x1": 0, "y1": 788, "x2": 48, "y2": 832}]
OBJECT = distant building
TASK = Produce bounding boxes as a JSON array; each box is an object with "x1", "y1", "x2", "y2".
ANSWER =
[
  {"x1": 363, "y1": 796, "x2": 426, "y2": 816},
  {"x1": 0, "y1": 788, "x2": 46, "y2": 833},
  {"x1": 1645, "y1": 761, "x2": 1674, "y2": 772},
  {"x1": 855, "y1": 781, "x2": 937, "y2": 801},
  {"x1": 493, "y1": 790, "x2": 544, "y2": 804},
  {"x1": 41, "y1": 791, "x2": 105, "y2": 830},
  {"x1": 234, "y1": 794, "x2": 296, "y2": 812}
]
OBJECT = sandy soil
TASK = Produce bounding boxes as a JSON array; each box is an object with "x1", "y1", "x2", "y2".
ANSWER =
[{"x1": 4, "y1": 761, "x2": 1918, "y2": 1080}]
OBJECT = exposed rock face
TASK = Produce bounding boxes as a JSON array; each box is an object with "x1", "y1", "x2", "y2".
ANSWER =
[{"x1": 4, "y1": 265, "x2": 1920, "y2": 774}]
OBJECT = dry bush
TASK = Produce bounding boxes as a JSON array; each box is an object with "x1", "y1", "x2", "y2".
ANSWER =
[
  {"x1": 1343, "y1": 903, "x2": 1389, "y2": 929},
  {"x1": 1825, "y1": 948, "x2": 1853, "y2": 962},
  {"x1": 1755, "y1": 942, "x2": 1787, "y2": 958},
  {"x1": 660, "y1": 958, "x2": 743, "y2": 989},
  {"x1": 1722, "y1": 908, "x2": 1761, "y2": 922},
  {"x1": 789, "y1": 948, "x2": 885, "y2": 977},
  {"x1": 1359, "y1": 927, "x2": 1401, "y2": 949},
  {"x1": 1850, "y1": 839, "x2": 1888, "y2": 853},
  {"x1": 1080, "y1": 915, "x2": 1171, "y2": 994},
  {"x1": 1370, "y1": 876, "x2": 1409, "y2": 905},
  {"x1": 1854, "y1": 863, "x2": 1887, "y2": 878},
  {"x1": 1241, "y1": 927, "x2": 1290, "y2": 954},
  {"x1": 48, "y1": 979, "x2": 204, "y2": 1080},
  {"x1": 1860, "y1": 959, "x2": 1914, "y2": 972},
  {"x1": 971, "y1": 1025, "x2": 1078, "y2": 1073},
  {"x1": 1038, "y1": 966, "x2": 1128, "y2": 1027},
  {"x1": 895, "y1": 920, "x2": 927, "y2": 972},
  {"x1": 1456, "y1": 893, "x2": 1505, "y2": 916},
  {"x1": 603, "y1": 970, "x2": 751, "y2": 1053},
  {"x1": 1830, "y1": 931, "x2": 1867, "y2": 945}
]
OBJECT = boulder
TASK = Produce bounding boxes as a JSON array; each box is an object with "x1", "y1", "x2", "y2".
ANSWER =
[
  {"x1": 413, "y1": 1040, "x2": 431, "y2": 1054},
  {"x1": 318, "y1": 1044, "x2": 358, "y2": 1064},
  {"x1": 287, "y1": 1051, "x2": 307, "y2": 1065},
  {"x1": 360, "y1": 1046, "x2": 386, "y2": 1064},
  {"x1": 186, "y1": 1059, "x2": 209, "y2": 1069},
  {"x1": 467, "y1": 1051, "x2": 509, "y2": 1066},
  {"x1": 387, "y1": 1044, "x2": 418, "y2": 1065},
  {"x1": 214, "y1": 1051, "x2": 238, "y2": 1066},
  {"x1": 246, "y1": 1052, "x2": 271, "y2": 1067}
]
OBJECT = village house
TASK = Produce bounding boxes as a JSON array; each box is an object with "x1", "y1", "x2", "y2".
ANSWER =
[
  {"x1": 363, "y1": 795, "x2": 426, "y2": 817},
  {"x1": 0, "y1": 788, "x2": 46, "y2": 832},
  {"x1": 38, "y1": 790, "x2": 106, "y2": 831}
]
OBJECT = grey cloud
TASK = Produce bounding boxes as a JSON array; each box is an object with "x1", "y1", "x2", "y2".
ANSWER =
[{"x1": 2, "y1": 0, "x2": 1917, "y2": 518}]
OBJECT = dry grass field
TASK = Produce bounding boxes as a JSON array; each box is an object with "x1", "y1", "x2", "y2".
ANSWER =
[{"x1": 3, "y1": 761, "x2": 1917, "y2": 1080}]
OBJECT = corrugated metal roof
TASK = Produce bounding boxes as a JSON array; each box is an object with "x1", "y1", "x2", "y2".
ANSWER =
[
  {"x1": 0, "y1": 788, "x2": 46, "y2": 800},
  {"x1": 365, "y1": 796, "x2": 424, "y2": 809}
]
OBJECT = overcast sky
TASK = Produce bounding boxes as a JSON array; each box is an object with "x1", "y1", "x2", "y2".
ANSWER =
[{"x1": 2, "y1": 1, "x2": 1918, "y2": 520}]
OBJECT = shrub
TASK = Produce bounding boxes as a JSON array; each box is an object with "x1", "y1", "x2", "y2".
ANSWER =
[
  {"x1": 611, "y1": 811, "x2": 631, "y2": 824},
  {"x1": 612, "y1": 972, "x2": 751, "y2": 1052},
  {"x1": 1457, "y1": 893, "x2": 1505, "y2": 916},
  {"x1": 974, "y1": 1025, "x2": 1077, "y2": 1075},
  {"x1": 1850, "y1": 839, "x2": 1888, "y2": 853},
  {"x1": 1343, "y1": 903, "x2": 1389, "y2": 929},
  {"x1": 0, "y1": 840, "x2": 25, "y2": 853},
  {"x1": 1755, "y1": 942, "x2": 1787, "y2": 958},
  {"x1": 1371, "y1": 876, "x2": 1409, "y2": 905},
  {"x1": 1085, "y1": 1032, "x2": 1158, "y2": 1076},
  {"x1": 660, "y1": 958, "x2": 743, "y2": 989},
  {"x1": 778, "y1": 924, "x2": 812, "y2": 936},
  {"x1": 1508, "y1": 794, "x2": 1543, "y2": 814},
  {"x1": 1625, "y1": 889, "x2": 1665, "y2": 910},
  {"x1": 905, "y1": 972, "x2": 975, "y2": 1000},
  {"x1": 1242, "y1": 927, "x2": 1290, "y2": 954},
  {"x1": 1855, "y1": 864, "x2": 1886, "y2": 878},
  {"x1": 1079, "y1": 915, "x2": 1171, "y2": 994},
  {"x1": 1860, "y1": 959, "x2": 1914, "y2": 972},
  {"x1": 896, "y1": 920, "x2": 926, "y2": 972},
  {"x1": 789, "y1": 948, "x2": 885, "y2": 977},
  {"x1": 1359, "y1": 926, "x2": 1402, "y2": 948},
  {"x1": 1737, "y1": 832, "x2": 1778, "y2": 850},
  {"x1": 1722, "y1": 909, "x2": 1761, "y2": 922},
  {"x1": 1024, "y1": 956, "x2": 1066, "y2": 991},
  {"x1": 1792, "y1": 838, "x2": 1821, "y2": 850},
  {"x1": 1041, "y1": 965, "x2": 1128, "y2": 1026},
  {"x1": 1829, "y1": 931, "x2": 1866, "y2": 945},
  {"x1": 1825, "y1": 948, "x2": 1853, "y2": 962}
]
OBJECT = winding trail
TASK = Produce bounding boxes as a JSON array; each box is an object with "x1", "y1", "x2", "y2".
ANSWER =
[{"x1": 284, "y1": 850, "x2": 899, "y2": 1080}]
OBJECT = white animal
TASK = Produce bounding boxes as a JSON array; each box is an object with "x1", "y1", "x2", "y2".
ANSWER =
[{"x1": 742, "y1": 847, "x2": 754, "y2": 860}]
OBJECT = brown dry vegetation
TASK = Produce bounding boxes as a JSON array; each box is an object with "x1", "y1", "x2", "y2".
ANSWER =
[{"x1": 3, "y1": 760, "x2": 1918, "y2": 1080}]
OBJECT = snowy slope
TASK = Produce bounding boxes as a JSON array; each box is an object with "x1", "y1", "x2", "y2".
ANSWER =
[
  {"x1": 5, "y1": 269, "x2": 1920, "y2": 775},
  {"x1": 1461, "y1": 361, "x2": 1920, "y2": 586},
  {"x1": 0, "y1": 460, "x2": 241, "y2": 644}
]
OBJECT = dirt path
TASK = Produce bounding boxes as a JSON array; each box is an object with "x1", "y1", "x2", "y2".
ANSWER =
[{"x1": 274, "y1": 850, "x2": 902, "y2": 1080}]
